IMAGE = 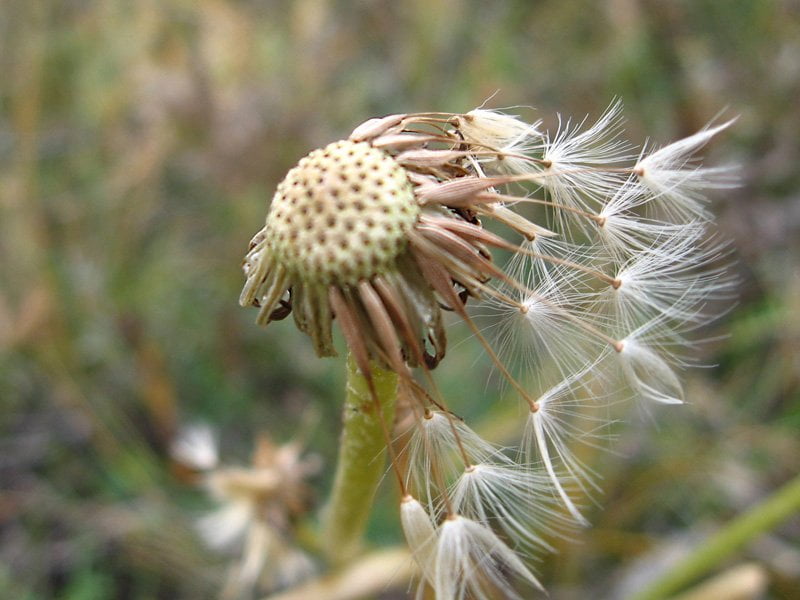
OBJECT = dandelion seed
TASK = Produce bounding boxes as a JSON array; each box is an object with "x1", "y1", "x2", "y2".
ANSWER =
[
  {"x1": 405, "y1": 410, "x2": 502, "y2": 511},
  {"x1": 616, "y1": 333, "x2": 685, "y2": 405},
  {"x1": 634, "y1": 119, "x2": 737, "y2": 221},
  {"x1": 457, "y1": 107, "x2": 544, "y2": 174},
  {"x1": 400, "y1": 495, "x2": 438, "y2": 584},
  {"x1": 485, "y1": 262, "x2": 603, "y2": 381},
  {"x1": 600, "y1": 234, "x2": 734, "y2": 331},
  {"x1": 458, "y1": 108, "x2": 542, "y2": 149},
  {"x1": 435, "y1": 515, "x2": 544, "y2": 600},
  {"x1": 538, "y1": 100, "x2": 634, "y2": 225},
  {"x1": 450, "y1": 462, "x2": 573, "y2": 553},
  {"x1": 519, "y1": 365, "x2": 609, "y2": 525},
  {"x1": 595, "y1": 181, "x2": 712, "y2": 257}
]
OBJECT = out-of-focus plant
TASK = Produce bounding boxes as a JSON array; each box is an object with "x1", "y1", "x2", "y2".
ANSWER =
[{"x1": 171, "y1": 425, "x2": 319, "y2": 598}]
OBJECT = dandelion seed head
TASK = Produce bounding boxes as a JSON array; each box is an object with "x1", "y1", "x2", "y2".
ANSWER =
[{"x1": 238, "y1": 104, "x2": 735, "y2": 598}]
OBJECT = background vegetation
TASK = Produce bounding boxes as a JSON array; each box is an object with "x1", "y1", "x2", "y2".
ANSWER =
[{"x1": 1, "y1": 0, "x2": 798, "y2": 598}]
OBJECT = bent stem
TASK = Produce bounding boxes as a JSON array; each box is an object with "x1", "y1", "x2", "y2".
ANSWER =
[
  {"x1": 631, "y1": 471, "x2": 800, "y2": 600},
  {"x1": 322, "y1": 354, "x2": 398, "y2": 566}
]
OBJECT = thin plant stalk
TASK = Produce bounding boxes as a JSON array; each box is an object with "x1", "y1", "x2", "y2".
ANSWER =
[
  {"x1": 322, "y1": 354, "x2": 399, "y2": 566},
  {"x1": 631, "y1": 472, "x2": 800, "y2": 600}
]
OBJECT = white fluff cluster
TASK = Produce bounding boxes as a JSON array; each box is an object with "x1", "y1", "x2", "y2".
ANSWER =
[{"x1": 393, "y1": 105, "x2": 734, "y2": 599}]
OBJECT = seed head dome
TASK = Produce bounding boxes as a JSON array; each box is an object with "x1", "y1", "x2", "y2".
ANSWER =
[{"x1": 267, "y1": 141, "x2": 419, "y2": 286}]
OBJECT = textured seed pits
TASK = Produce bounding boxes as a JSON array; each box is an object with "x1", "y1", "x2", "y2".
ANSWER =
[{"x1": 266, "y1": 140, "x2": 419, "y2": 285}]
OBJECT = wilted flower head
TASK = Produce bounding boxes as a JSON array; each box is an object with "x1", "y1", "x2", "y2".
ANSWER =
[
  {"x1": 240, "y1": 104, "x2": 734, "y2": 598},
  {"x1": 172, "y1": 426, "x2": 319, "y2": 598}
]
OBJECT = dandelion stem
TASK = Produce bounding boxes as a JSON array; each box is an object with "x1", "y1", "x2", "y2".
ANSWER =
[
  {"x1": 630, "y1": 472, "x2": 800, "y2": 600},
  {"x1": 262, "y1": 547, "x2": 414, "y2": 600},
  {"x1": 322, "y1": 354, "x2": 399, "y2": 566}
]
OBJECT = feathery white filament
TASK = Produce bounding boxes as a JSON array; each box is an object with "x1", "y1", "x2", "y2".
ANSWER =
[
  {"x1": 460, "y1": 108, "x2": 545, "y2": 175},
  {"x1": 519, "y1": 366, "x2": 608, "y2": 525},
  {"x1": 539, "y1": 101, "x2": 633, "y2": 219},
  {"x1": 617, "y1": 334, "x2": 684, "y2": 405},
  {"x1": 487, "y1": 267, "x2": 603, "y2": 383},
  {"x1": 406, "y1": 411, "x2": 502, "y2": 508},
  {"x1": 528, "y1": 412, "x2": 587, "y2": 525},
  {"x1": 435, "y1": 515, "x2": 544, "y2": 600},
  {"x1": 634, "y1": 119, "x2": 737, "y2": 221},
  {"x1": 450, "y1": 463, "x2": 573, "y2": 553},
  {"x1": 459, "y1": 108, "x2": 543, "y2": 151},
  {"x1": 596, "y1": 182, "x2": 706, "y2": 256},
  {"x1": 601, "y1": 235, "x2": 733, "y2": 331}
]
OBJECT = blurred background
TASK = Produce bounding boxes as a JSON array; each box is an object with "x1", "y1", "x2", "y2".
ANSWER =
[{"x1": 1, "y1": 0, "x2": 798, "y2": 598}]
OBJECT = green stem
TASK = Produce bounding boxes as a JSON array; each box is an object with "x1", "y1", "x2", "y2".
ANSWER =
[
  {"x1": 321, "y1": 354, "x2": 398, "y2": 566},
  {"x1": 630, "y1": 472, "x2": 800, "y2": 600}
]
